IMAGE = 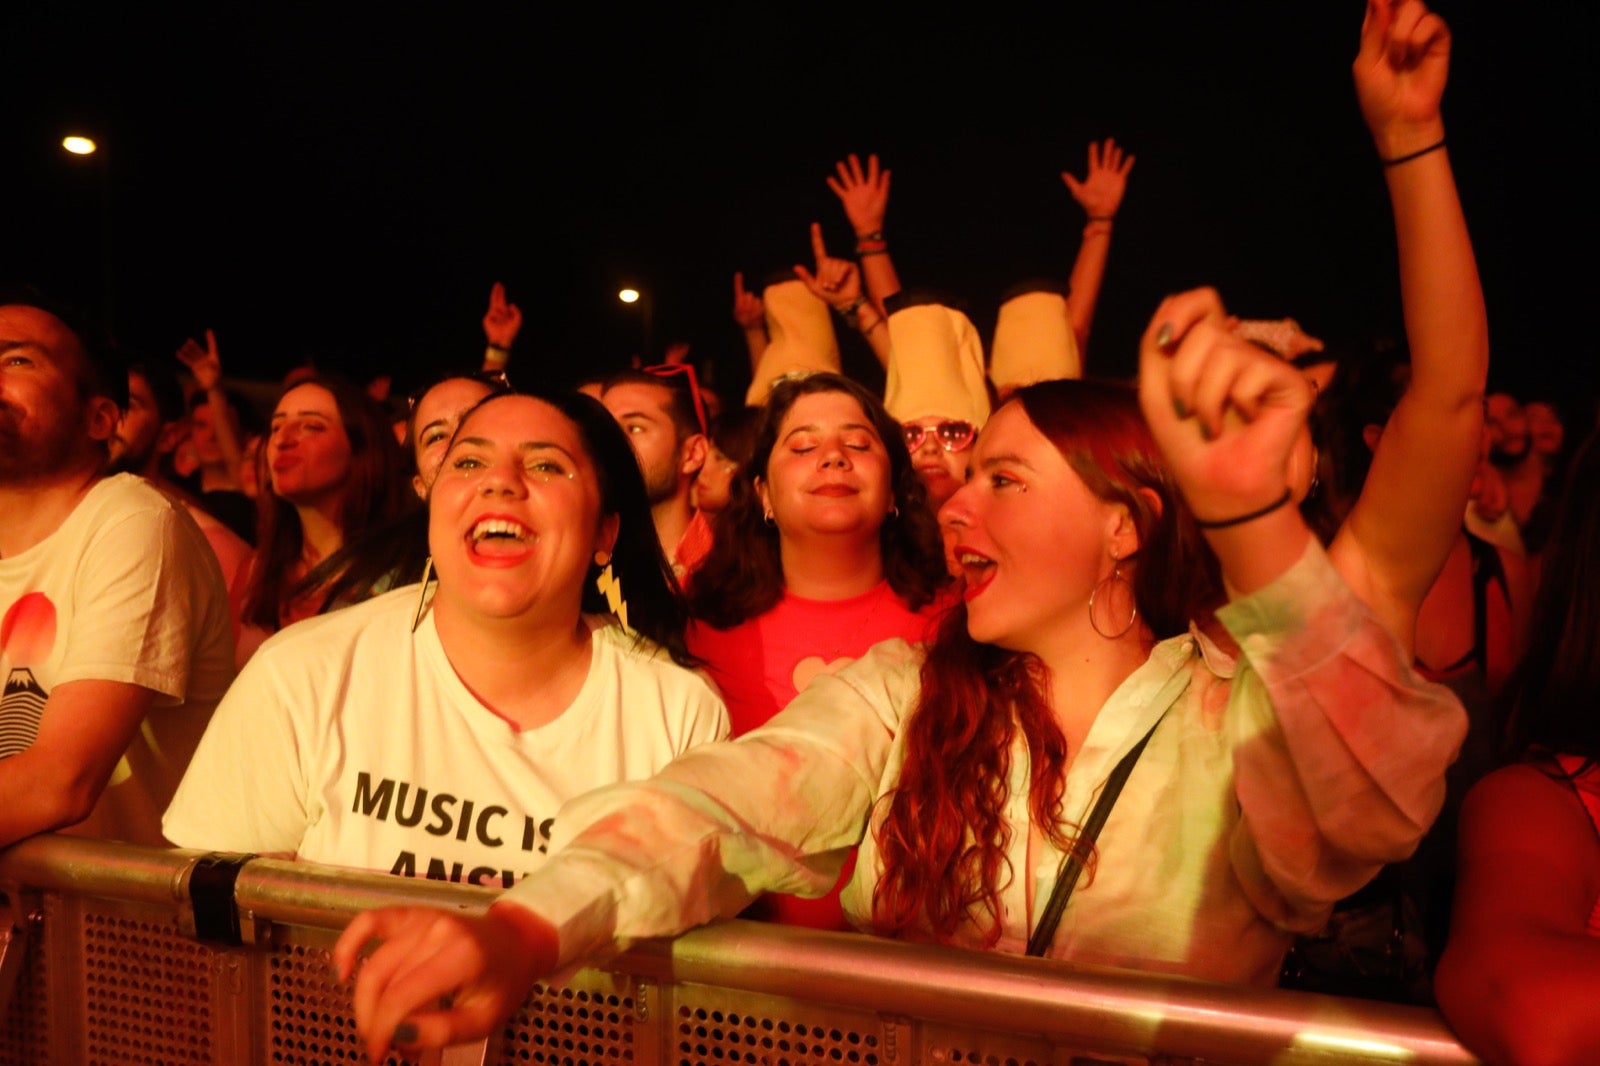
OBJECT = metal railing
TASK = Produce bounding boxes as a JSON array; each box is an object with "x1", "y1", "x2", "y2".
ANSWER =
[{"x1": 0, "y1": 834, "x2": 1478, "y2": 1065}]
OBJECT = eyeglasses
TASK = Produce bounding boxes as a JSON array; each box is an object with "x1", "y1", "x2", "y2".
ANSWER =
[
  {"x1": 405, "y1": 368, "x2": 512, "y2": 413},
  {"x1": 643, "y1": 362, "x2": 709, "y2": 437},
  {"x1": 902, "y1": 420, "x2": 976, "y2": 453}
]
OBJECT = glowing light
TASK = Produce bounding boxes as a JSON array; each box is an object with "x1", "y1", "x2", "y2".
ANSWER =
[
  {"x1": 1293, "y1": 1031, "x2": 1412, "y2": 1059},
  {"x1": 618, "y1": 289, "x2": 640, "y2": 304},
  {"x1": 62, "y1": 136, "x2": 98, "y2": 156}
]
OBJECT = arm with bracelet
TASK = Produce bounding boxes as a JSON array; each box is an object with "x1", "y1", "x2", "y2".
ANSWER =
[
  {"x1": 1060, "y1": 138, "x2": 1135, "y2": 356},
  {"x1": 827, "y1": 152, "x2": 901, "y2": 313},
  {"x1": 793, "y1": 222, "x2": 891, "y2": 368},
  {"x1": 1327, "y1": 0, "x2": 1487, "y2": 657}
]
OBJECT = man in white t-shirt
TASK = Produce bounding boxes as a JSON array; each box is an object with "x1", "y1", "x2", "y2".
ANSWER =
[{"x1": 0, "y1": 294, "x2": 235, "y2": 848}]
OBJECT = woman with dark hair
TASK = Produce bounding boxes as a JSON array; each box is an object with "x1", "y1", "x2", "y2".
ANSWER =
[
  {"x1": 1433, "y1": 428, "x2": 1600, "y2": 1063},
  {"x1": 686, "y1": 372, "x2": 949, "y2": 927},
  {"x1": 165, "y1": 389, "x2": 728, "y2": 880},
  {"x1": 241, "y1": 374, "x2": 411, "y2": 631},
  {"x1": 334, "y1": 292, "x2": 1465, "y2": 1058}
]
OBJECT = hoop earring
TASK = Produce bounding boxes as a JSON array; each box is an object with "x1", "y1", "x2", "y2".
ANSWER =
[
  {"x1": 762, "y1": 509, "x2": 776, "y2": 527},
  {"x1": 594, "y1": 552, "x2": 630, "y2": 631},
  {"x1": 888, "y1": 504, "x2": 900, "y2": 520},
  {"x1": 1088, "y1": 564, "x2": 1138, "y2": 640},
  {"x1": 411, "y1": 556, "x2": 435, "y2": 633}
]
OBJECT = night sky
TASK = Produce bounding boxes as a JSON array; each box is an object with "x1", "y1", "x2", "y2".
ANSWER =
[{"x1": 11, "y1": 3, "x2": 1598, "y2": 419}]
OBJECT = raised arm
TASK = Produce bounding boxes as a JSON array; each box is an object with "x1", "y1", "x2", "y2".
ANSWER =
[
  {"x1": 175, "y1": 330, "x2": 243, "y2": 488},
  {"x1": 732, "y1": 271, "x2": 769, "y2": 375},
  {"x1": 826, "y1": 153, "x2": 900, "y2": 310},
  {"x1": 1061, "y1": 138, "x2": 1135, "y2": 355},
  {"x1": 480, "y1": 281, "x2": 522, "y2": 372},
  {"x1": 1142, "y1": 288, "x2": 1465, "y2": 924},
  {"x1": 1331, "y1": 0, "x2": 1487, "y2": 649},
  {"x1": 794, "y1": 222, "x2": 891, "y2": 368}
]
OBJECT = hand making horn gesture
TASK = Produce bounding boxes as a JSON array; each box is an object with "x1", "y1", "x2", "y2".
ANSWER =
[{"x1": 793, "y1": 222, "x2": 865, "y2": 314}]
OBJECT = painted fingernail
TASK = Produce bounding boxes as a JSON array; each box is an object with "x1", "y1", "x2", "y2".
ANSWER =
[
  {"x1": 393, "y1": 1022, "x2": 418, "y2": 1045},
  {"x1": 1155, "y1": 323, "x2": 1174, "y2": 349}
]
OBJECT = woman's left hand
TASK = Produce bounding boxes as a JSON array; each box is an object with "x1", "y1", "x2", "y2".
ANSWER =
[{"x1": 1137, "y1": 288, "x2": 1313, "y2": 525}]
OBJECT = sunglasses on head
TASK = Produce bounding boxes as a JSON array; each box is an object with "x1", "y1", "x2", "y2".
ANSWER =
[
  {"x1": 405, "y1": 368, "x2": 512, "y2": 413},
  {"x1": 643, "y1": 362, "x2": 709, "y2": 438},
  {"x1": 902, "y1": 420, "x2": 976, "y2": 453}
]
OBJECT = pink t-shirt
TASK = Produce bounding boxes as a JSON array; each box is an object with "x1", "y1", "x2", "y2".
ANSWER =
[
  {"x1": 688, "y1": 582, "x2": 944, "y2": 738},
  {"x1": 687, "y1": 581, "x2": 947, "y2": 930}
]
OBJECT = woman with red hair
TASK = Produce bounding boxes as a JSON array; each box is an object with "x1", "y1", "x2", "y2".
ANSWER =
[{"x1": 333, "y1": 290, "x2": 1465, "y2": 1058}]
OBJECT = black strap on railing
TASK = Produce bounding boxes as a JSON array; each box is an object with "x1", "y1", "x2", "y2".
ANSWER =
[{"x1": 188, "y1": 854, "x2": 254, "y2": 946}]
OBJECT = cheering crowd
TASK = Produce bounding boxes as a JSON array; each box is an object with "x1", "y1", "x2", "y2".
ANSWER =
[{"x1": 2, "y1": 3, "x2": 1593, "y2": 1063}]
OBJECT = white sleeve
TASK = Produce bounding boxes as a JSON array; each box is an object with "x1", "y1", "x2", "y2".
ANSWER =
[
  {"x1": 1219, "y1": 539, "x2": 1468, "y2": 931},
  {"x1": 161, "y1": 649, "x2": 311, "y2": 853},
  {"x1": 501, "y1": 639, "x2": 920, "y2": 969}
]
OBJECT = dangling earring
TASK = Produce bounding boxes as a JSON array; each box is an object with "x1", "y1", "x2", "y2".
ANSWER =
[
  {"x1": 411, "y1": 556, "x2": 435, "y2": 633},
  {"x1": 1088, "y1": 562, "x2": 1138, "y2": 640},
  {"x1": 888, "y1": 504, "x2": 900, "y2": 520},
  {"x1": 594, "y1": 550, "x2": 630, "y2": 631},
  {"x1": 762, "y1": 509, "x2": 776, "y2": 527}
]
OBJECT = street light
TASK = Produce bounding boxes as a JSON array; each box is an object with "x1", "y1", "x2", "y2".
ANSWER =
[{"x1": 618, "y1": 287, "x2": 651, "y2": 364}]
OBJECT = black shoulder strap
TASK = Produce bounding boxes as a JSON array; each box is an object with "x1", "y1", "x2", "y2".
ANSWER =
[{"x1": 1026, "y1": 713, "x2": 1164, "y2": 957}]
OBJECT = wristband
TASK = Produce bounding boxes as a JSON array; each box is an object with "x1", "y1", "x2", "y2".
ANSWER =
[
  {"x1": 855, "y1": 230, "x2": 885, "y2": 243},
  {"x1": 1193, "y1": 488, "x2": 1294, "y2": 530},
  {"x1": 857, "y1": 247, "x2": 891, "y2": 257},
  {"x1": 1380, "y1": 138, "x2": 1446, "y2": 168},
  {"x1": 1086, "y1": 215, "x2": 1115, "y2": 222}
]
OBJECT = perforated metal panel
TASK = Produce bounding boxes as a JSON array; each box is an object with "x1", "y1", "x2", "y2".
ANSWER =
[
  {"x1": 670, "y1": 986, "x2": 884, "y2": 1066},
  {"x1": 267, "y1": 940, "x2": 419, "y2": 1065},
  {"x1": 81, "y1": 906, "x2": 219, "y2": 1065},
  {"x1": 0, "y1": 905, "x2": 50, "y2": 1066},
  {"x1": 498, "y1": 976, "x2": 641, "y2": 1065}
]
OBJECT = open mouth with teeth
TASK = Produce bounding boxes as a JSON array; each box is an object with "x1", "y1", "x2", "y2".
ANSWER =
[
  {"x1": 467, "y1": 516, "x2": 535, "y2": 564},
  {"x1": 954, "y1": 547, "x2": 996, "y2": 600}
]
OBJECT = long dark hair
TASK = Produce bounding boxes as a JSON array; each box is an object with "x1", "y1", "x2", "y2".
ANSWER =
[
  {"x1": 1502, "y1": 427, "x2": 1600, "y2": 764},
  {"x1": 242, "y1": 374, "x2": 410, "y2": 629},
  {"x1": 873, "y1": 378, "x2": 1218, "y2": 945},
  {"x1": 687, "y1": 373, "x2": 948, "y2": 628},
  {"x1": 440, "y1": 389, "x2": 697, "y2": 666}
]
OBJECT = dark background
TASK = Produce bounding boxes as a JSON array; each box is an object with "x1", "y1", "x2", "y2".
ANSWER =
[{"x1": 9, "y1": 3, "x2": 1597, "y2": 419}]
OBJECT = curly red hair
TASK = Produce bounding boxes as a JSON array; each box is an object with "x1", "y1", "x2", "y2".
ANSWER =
[{"x1": 871, "y1": 379, "x2": 1216, "y2": 945}]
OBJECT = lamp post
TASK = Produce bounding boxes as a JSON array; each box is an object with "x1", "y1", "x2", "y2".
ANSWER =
[
  {"x1": 618, "y1": 287, "x2": 653, "y2": 366},
  {"x1": 61, "y1": 133, "x2": 114, "y2": 327}
]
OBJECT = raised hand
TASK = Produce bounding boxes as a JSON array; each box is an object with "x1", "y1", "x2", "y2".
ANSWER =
[
  {"x1": 793, "y1": 222, "x2": 864, "y2": 312},
  {"x1": 175, "y1": 329, "x2": 223, "y2": 391},
  {"x1": 1138, "y1": 288, "x2": 1314, "y2": 526},
  {"x1": 825, "y1": 153, "x2": 892, "y2": 237},
  {"x1": 1353, "y1": 0, "x2": 1449, "y2": 157},
  {"x1": 1061, "y1": 138, "x2": 1135, "y2": 221},
  {"x1": 334, "y1": 904, "x2": 556, "y2": 1063},
  {"x1": 482, "y1": 282, "x2": 523, "y2": 350},
  {"x1": 732, "y1": 272, "x2": 765, "y2": 331}
]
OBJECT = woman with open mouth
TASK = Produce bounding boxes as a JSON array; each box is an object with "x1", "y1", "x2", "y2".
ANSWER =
[{"x1": 164, "y1": 388, "x2": 729, "y2": 887}]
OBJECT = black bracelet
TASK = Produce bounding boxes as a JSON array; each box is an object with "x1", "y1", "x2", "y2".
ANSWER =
[
  {"x1": 1193, "y1": 488, "x2": 1294, "y2": 530},
  {"x1": 1380, "y1": 138, "x2": 1446, "y2": 168},
  {"x1": 858, "y1": 248, "x2": 891, "y2": 257},
  {"x1": 1087, "y1": 215, "x2": 1115, "y2": 223},
  {"x1": 855, "y1": 230, "x2": 885, "y2": 243}
]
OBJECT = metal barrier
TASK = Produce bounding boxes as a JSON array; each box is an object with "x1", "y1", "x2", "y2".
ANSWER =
[{"x1": 0, "y1": 835, "x2": 1478, "y2": 1065}]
